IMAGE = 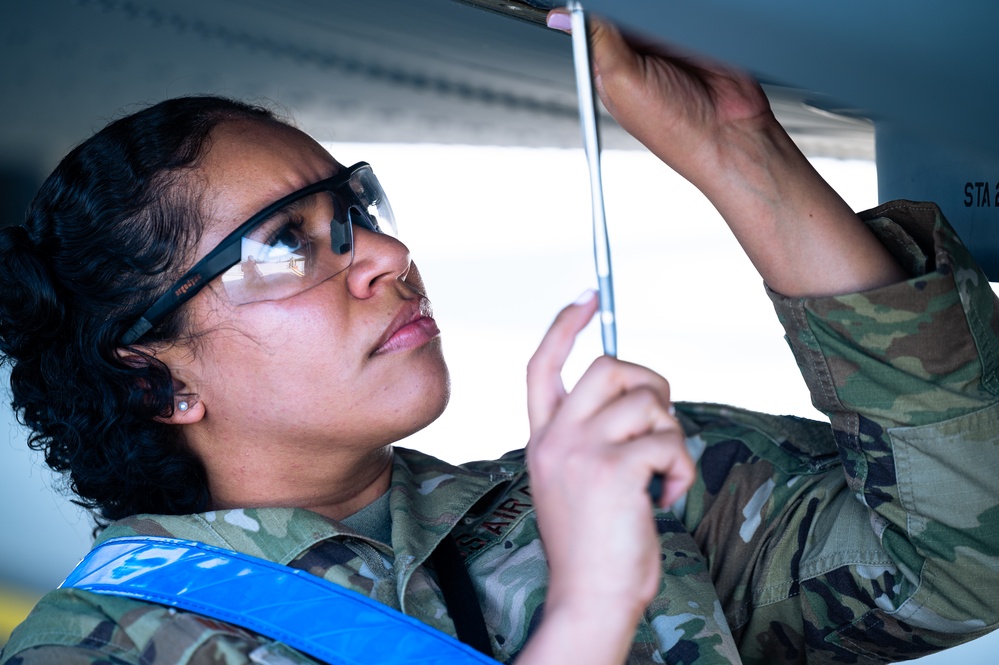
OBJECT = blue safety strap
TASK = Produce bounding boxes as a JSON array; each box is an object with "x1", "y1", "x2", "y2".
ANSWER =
[{"x1": 61, "y1": 536, "x2": 500, "y2": 665}]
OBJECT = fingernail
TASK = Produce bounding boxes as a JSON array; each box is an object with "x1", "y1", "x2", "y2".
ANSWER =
[
  {"x1": 546, "y1": 11, "x2": 572, "y2": 32},
  {"x1": 573, "y1": 288, "x2": 597, "y2": 305}
]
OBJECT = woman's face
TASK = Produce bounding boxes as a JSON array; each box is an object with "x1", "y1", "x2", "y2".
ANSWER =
[{"x1": 167, "y1": 118, "x2": 450, "y2": 484}]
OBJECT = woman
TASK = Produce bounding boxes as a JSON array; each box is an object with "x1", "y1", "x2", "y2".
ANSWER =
[{"x1": 2, "y1": 9, "x2": 998, "y2": 665}]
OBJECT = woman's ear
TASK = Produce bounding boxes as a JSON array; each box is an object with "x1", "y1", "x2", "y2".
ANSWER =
[
  {"x1": 156, "y1": 389, "x2": 205, "y2": 425},
  {"x1": 118, "y1": 345, "x2": 207, "y2": 425},
  {"x1": 153, "y1": 345, "x2": 208, "y2": 425}
]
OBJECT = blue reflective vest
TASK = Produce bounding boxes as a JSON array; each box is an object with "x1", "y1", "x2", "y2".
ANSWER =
[{"x1": 62, "y1": 536, "x2": 501, "y2": 665}]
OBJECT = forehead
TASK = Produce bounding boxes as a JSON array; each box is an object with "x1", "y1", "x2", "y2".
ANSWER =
[{"x1": 197, "y1": 118, "x2": 339, "y2": 239}]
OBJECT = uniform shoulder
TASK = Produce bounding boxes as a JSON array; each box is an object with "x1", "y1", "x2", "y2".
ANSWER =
[
  {"x1": 460, "y1": 448, "x2": 527, "y2": 476},
  {"x1": 2, "y1": 588, "x2": 143, "y2": 663},
  {"x1": 2, "y1": 588, "x2": 266, "y2": 665},
  {"x1": 676, "y1": 401, "x2": 838, "y2": 473}
]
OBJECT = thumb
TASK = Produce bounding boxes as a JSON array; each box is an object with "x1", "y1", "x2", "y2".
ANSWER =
[
  {"x1": 586, "y1": 15, "x2": 631, "y2": 89},
  {"x1": 546, "y1": 9, "x2": 639, "y2": 120}
]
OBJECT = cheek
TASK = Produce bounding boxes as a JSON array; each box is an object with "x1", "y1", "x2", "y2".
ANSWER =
[
  {"x1": 201, "y1": 281, "x2": 353, "y2": 349},
  {"x1": 194, "y1": 294, "x2": 357, "y2": 398}
]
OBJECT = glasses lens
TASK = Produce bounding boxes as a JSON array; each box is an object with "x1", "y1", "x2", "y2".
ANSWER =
[
  {"x1": 215, "y1": 164, "x2": 395, "y2": 307},
  {"x1": 220, "y1": 190, "x2": 353, "y2": 305},
  {"x1": 349, "y1": 167, "x2": 397, "y2": 237}
]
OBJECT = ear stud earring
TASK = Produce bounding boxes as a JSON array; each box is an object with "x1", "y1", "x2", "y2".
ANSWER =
[{"x1": 174, "y1": 393, "x2": 198, "y2": 415}]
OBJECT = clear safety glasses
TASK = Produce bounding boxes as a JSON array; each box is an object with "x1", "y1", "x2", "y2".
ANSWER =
[{"x1": 120, "y1": 162, "x2": 396, "y2": 345}]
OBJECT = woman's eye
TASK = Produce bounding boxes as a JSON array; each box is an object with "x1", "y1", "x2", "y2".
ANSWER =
[{"x1": 267, "y1": 223, "x2": 307, "y2": 255}]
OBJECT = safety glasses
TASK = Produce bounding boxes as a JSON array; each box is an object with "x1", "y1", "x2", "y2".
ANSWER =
[{"x1": 120, "y1": 162, "x2": 396, "y2": 345}]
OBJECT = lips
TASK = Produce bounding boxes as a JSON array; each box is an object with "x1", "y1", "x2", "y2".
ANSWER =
[{"x1": 372, "y1": 298, "x2": 440, "y2": 355}]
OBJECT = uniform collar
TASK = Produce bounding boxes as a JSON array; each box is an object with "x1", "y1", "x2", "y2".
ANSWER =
[
  {"x1": 96, "y1": 447, "x2": 515, "y2": 573},
  {"x1": 386, "y1": 447, "x2": 512, "y2": 597}
]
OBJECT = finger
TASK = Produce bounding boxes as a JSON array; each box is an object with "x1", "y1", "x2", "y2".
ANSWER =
[
  {"x1": 585, "y1": 14, "x2": 634, "y2": 96},
  {"x1": 655, "y1": 440, "x2": 697, "y2": 509},
  {"x1": 548, "y1": 10, "x2": 634, "y2": 105},
  {"x1": 557, "y1": 354, "x2": 671, "y2": 426},
  {"x1": 545, "y1": 8, "x2": 570, "y2": 32},
  {"x1": 617, "y1": 430, "x2": 696, "y2": 508},
  {"x1": 526, "y1": 290, "x2": 599, "y2": 434},
  {"x1": 582, "y1": 385, "x2": 676, "y2": 448},
  {"x1": 547, "y1": 8, "x2": 688, "y2": 67},
  {"x1": 584, "y1": 392, "x2": 691, "y2": 508},
  {"x1": 544, "y1": 7, "x2": 628, "y2": 63}
]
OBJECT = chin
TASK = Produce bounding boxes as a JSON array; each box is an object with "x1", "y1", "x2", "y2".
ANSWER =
[
  {"x1": 416, "y1": 350, "x2": 452, "y2": 426},
  {"x1": 387, "y1": 341, "x2": 451, "y2": 440}
]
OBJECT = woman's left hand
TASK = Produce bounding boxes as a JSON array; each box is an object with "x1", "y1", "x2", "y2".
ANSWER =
[
  {"x1": 547, "y1": 8, "x2": 907, "y2": 297},
  {"x1": 547, "y1": 8, "x2": 770, "y2": 189},
  {"x1": 516, "y1": 291, "x2": 694, "y2": 665}
]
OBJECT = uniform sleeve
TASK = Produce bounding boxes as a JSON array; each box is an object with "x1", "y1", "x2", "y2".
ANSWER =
[{"x1": 762, "y1": 200, "x2": 999, "y2": 661}]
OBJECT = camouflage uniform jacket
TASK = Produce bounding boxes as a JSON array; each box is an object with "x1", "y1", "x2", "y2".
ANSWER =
[{"x1": 3, "y1": 201, "x2": 999, "y2": 664}]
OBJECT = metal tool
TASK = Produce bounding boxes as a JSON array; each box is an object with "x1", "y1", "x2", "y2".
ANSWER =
[
  {"x1": 568, "y1": 1, "x2": 616, "y2": 359},
  {"x1": 567, "y1": 2, "x2": 664, "y2": 504}
]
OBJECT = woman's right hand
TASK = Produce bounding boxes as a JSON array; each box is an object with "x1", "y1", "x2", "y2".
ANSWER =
[{"x1": 516, "y1": 290, "x2": 694, "y2": 664}]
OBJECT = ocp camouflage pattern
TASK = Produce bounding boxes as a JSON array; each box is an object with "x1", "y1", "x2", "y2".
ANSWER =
[
  {"x1": 3, "y1": 201, "x2": 997, "y2": 664},
  {"x1": 1, "y1": 451, "x2": 739, "y2": 664},
  {"x1": 681, "y1": 202, "x2": 999, "y2": 663}
]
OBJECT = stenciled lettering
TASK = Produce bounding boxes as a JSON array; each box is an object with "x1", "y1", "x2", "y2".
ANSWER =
[{"x1": 963, "y1": 181, "x2": 997, "y2": 208}]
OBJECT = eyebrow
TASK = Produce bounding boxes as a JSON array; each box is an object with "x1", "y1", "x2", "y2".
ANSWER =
[
  {"x1": 251, "y1": 191, "x2": 334, "y2": 236},
  {"x1": 259, "y1": 193, "x2": 314, "y2": 222}
]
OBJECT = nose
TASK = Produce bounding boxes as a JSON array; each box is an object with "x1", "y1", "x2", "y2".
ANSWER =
[{"x1": 346, "y1": 225, "x2": 412, "y2": 299}]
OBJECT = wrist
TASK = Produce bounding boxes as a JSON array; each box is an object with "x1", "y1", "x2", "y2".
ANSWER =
[
  {"x1": 516, "y1": 596, "x2": 641, "y2": 665},
  {"x1": 678, "y1": 116, "x2": 906, "y2": 296},
  {"x1": 695, "y1": 112, "x2": 798, "y2": 207}
]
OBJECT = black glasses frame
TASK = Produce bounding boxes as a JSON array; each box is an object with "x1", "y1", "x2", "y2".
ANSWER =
[{"x1": 120, "y1": 162, "x2": 380, "y2": 345}]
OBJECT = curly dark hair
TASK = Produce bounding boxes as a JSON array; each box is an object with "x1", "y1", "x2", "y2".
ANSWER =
[{"x1": 0, "y1": 96, "x2": 276, "y2": 525}]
